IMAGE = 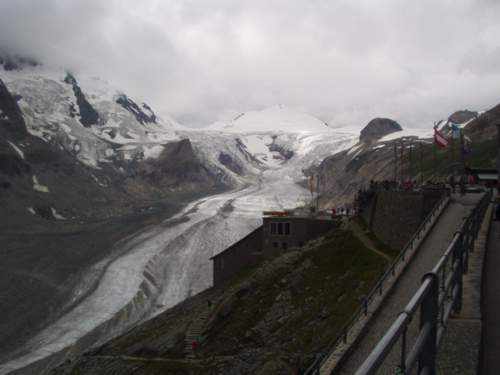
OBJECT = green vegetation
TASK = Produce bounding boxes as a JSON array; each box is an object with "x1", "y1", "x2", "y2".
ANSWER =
[
  {"x1": 200, "y1": 229, "x2": 389, "y2": 372},
  {"x1": 402, "y1": 139, "x2": 497, "y2": 180},
  {"x1": 353, "y1": 216, "x2": 399, "y2": 258}
]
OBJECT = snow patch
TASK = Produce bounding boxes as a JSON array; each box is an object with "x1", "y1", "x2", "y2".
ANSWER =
[
  {"x1": 379, "y1": 128, "x2": 433, "y2": 142},
  {"x1": 7, "y1": 141, "x2": 25, "y2": 159},
  {"x1": 240, "y1": 134, "x2": 283, "y2": 167},
  {"x1": 51, "y1": 208, "x2": 67, "y2": 220},
  {"x1": 210, "y1": 106, "x2": 331, "y2": 134},
  {"x1": 347, "y1": 143, "x2": 363, "y2": 155},
  {"x1": 143, "y1": 145, "x2": 164, "y2": 159},
  {"x1": 27, "y1": 207, "x2": 36, "y2": 215},
  {"x1": 32, "y1": 175, "x2": 49, "y2": 193}
]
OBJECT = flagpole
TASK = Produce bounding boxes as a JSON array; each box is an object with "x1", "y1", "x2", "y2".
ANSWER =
[
  {"x1": 394, "y1": 143, "x2": 398, "y2": 182},
  {"x1": 459, "y1": 129, "x2": 465, "y2": 176},
  {"x1": 400, "y1": 140, "x2": 404, "y2": 184},
  {"x1": 409, "y1": 139, "x2": 413, "y2": 181},
  {"x1": 433, "y1": 123, "x2": 437, "y2": 181},
  {"x1": 419, "y1": 141, "x2": 423, "y2": 185}
]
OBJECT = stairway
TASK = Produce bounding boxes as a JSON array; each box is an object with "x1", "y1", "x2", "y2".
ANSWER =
[{"x1": 184, "y1": 307, "x2": 210, "y2": 359}]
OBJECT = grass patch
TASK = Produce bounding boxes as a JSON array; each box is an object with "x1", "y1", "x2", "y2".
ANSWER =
[
  {"x1": 201, "y1": 229, "x2": 388, "y2": 371},
  {"x1": 287, "y1": 231, "x2": 388, "y2": 353},
  {"x1": 353, "y1": 216, "x2": 399, "y2": 258},
  {"x1": 401, "y1": 139, "x2": 497, "y2": 180}
]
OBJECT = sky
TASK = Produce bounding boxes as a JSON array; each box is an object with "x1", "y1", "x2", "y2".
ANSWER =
[{"x1": 1, "y1": 0, "x2": 500, "y2": 129}]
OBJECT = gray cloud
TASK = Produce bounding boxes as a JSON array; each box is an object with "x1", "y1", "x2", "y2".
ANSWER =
[{"x1": 1, "y1": 0, "x2": 500, "y2": 128}]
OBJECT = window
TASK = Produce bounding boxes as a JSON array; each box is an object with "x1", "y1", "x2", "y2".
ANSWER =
[
  {"x1": 282, "y1": 242, "x2": 287, "y2": 250},
  {"x1": 273, "y1": 242, "x2": 279, "y2": 248},
  {"x1": 270, "y1": 222, "x2": 277, "y2": 234},
  {"x1": 270, "y1": 221, "x2": 291, "y2": 235}
]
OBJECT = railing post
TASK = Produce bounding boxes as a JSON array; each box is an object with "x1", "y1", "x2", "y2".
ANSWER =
[
  {"x1": 452, "y1": 233, "x2": 464, "y2": 313},
  {"x1": 419, "y1": 273, "x2": 438, "y2": 375},
  {"x1": 463, "y1": 231, "x2": 469, "y2": 274}
]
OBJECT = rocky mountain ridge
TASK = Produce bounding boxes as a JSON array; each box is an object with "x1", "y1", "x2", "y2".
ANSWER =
[{"x1": 359, "y1": 117, "x2": 402, "y2": 144}]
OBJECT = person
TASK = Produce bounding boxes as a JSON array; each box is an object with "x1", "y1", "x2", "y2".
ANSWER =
[
  {"x1": 192, "y1": 340, "x2": 199, "y2": 355},
  {"x1": 459, "y1": 175, "x2": 466, "y2": 196},
  {"x1": 448, "y1": 174, "x2": 455, "y2": 194},
  {"x1": 331, "y1": 207, "x2": 336, "y2": 218}
]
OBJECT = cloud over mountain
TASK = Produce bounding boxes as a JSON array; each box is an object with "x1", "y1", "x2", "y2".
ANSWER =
[{"x1": 1, "y1": 0, "x2": 500, "y2": 128}]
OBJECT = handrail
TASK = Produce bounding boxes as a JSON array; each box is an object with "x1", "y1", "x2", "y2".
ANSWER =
[
  {"x1": 303, "y1": 190, "x2": 450, "y2": 374},
  {"x1": 354, "y1": 189, "x2": 492, "y2": 375}
]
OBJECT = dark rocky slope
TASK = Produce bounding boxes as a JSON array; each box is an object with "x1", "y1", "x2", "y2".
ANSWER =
[
  {"x1": 359, "y1": 118, "x2": 402, "y2": 144},
  {"x1": 308, "y1": 105, "x2": 499, "y2": 208},
  {"x1": 0, "y1": 76, "x2": 231, "y2": 363}
]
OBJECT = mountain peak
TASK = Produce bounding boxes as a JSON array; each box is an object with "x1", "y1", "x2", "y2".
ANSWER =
[
  {"x1": 360, "y1": 118, "x2": 402, "y2": 143},
  {"x1": 211, "y1": 106, "x2": 330, "y2": 133}
]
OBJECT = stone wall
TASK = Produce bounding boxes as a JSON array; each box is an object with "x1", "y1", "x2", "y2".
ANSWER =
[
  {"x1": 371, "y1": 190, "x2": 443, "y2": 251},
  {"x1": 212, "y1": 226, "x2": 263, "y2": 286}
]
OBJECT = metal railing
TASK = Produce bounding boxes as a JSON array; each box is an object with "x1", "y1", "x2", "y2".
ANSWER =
[
  {"x1": 303, "y1": 191, "x2": 450, "y2": 375},
  {"x1": 355, "y1": 189, "x2": 492, "y2": 375}
]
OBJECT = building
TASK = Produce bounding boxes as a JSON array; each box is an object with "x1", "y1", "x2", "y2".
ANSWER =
[
  {"x1": 211, "y1": 212, "x2": 339, "y2": 286},
  {"x1": 262, "y1": 214, "x2": 338, "y2": 259}
]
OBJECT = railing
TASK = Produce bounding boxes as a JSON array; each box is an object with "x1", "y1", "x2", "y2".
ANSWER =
[
  {"x1": 355, "y1": 189, "x2": 492, "y2": 375},
  {"x1": 303, "y1": 191, "x2": 450, "y2": 375}
]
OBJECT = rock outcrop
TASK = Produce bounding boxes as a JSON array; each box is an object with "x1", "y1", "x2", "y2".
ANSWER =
[
  {"x1": 0, "y1": 79, "x2": 29, "y2": 140},
  {"x1": 64, "y1": 73, "x2": 100, "y2": 127},
  {"x1": 448, "y1": 110, "x2": 477, "y2": 125},
  {"x1": 464, "y1": 103, "x2": 500, "y2": 142},
  {"x1": 359, "y1": 118, "x2": 402, "y2": 144},
  {"x1": 116, "y1": 94, "x2": 157, "y2": 125}
]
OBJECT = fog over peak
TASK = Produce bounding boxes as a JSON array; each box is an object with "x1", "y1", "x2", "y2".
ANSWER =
[{"x1": 1, "y1": 0, "x2": 500, "y2": 129}]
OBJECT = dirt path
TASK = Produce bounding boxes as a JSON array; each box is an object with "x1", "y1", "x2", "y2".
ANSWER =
[{"x1": 350, "y1": 220, "x2": 392, "y2": 262}]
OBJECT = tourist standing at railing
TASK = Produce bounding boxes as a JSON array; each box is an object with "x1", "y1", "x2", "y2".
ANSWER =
[
  {"x1": 448, "y1": 174, "x2": 456, "y2": 193},
  {"x1": 495, "y1": 200, "x2": 500, "y2": 221}
]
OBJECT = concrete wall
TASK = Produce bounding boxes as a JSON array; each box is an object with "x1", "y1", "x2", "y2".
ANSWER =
[
  {"x1": 212, "y1": 226, "x2": 263, "y2": 286},
  {"x1": 262, "y1": 217, "x2": 338, "y2": 259},
  {"x1": 370, "y1": 190, "x2": 444, "y2": 251},
  {"x1": 212, "y1": 217, "x2": 339, "y2": 286}
]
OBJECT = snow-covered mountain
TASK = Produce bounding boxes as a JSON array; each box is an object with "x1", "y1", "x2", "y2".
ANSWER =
[
  {"x1": 209, "y1": 105, "x2": 331, "y2": 133},
  {"x1": 2, "y1": 65, "x2": 180, "y2": 168}
]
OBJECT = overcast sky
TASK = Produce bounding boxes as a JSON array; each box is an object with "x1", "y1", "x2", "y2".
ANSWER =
[{"x1": 1, "y1": 0, "x2": 500, "y2": 129}]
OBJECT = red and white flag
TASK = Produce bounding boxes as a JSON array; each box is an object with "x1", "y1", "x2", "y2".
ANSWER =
[{"x1": 434, "y1": 127, "x2": 448, "y2": 148}]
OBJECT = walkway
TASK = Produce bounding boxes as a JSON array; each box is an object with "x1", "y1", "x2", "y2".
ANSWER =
[
  {"x1": 479, "y1": 211, "x2": 500, "y2": 374},
  {"x1": 351, "y1": 220, "x2": 392, "y2": 262},
  {"x1": 337, "y1": 194, "x2": 482, "y2": 374}
]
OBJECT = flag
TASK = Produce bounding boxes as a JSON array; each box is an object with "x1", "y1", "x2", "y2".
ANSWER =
[
  {"x1": 450, "y1": 123, "x2": 461, "y2": 139},
  {"x1": 434, "y1": 126, "x2": 448, "y2": 148},
  {"x1": 461, "y1": 132, "x2": 472, "y2": 154}
]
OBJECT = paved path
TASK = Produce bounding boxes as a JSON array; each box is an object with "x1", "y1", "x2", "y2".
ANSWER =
[
  {"x1": 351, "y1": 221, "x2": 392, "y2": 262},
  {"x1": 479, "y1": 211, "x2": 500, "y2": 375},
  {"x1": 338, "y1": 194, "x2": 481, "y2": 374}
]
